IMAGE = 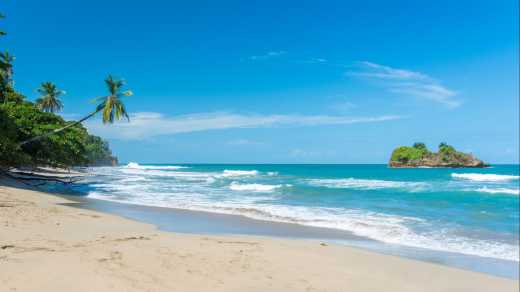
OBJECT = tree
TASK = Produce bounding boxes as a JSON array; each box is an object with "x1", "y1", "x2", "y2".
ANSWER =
[
  {"x1": 0, "y1": 13, "x2": 6, "y2": 37},
  {"x1": 97, "y1": 75, "x2": 132, "y2": 124},
  {"x1": 20, "y1": 75, "x2": 132, "y2": 146},
  {"x1": 413, "y1": 142, "x2": 427, "y2": 150},
  {"x1": 0, "y1": 51, "x2": 15, "y2": 87},
  {"x1": 35, "y1": 82, "x2": 65, "y2": 113},
  {"x1": 0, "y1": 51, "x2": 15, "y2": 102}
]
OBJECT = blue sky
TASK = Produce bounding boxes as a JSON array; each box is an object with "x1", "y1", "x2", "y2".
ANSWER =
[{"x1": 2, "y1": 1, "x2": 519, "y2": 163}]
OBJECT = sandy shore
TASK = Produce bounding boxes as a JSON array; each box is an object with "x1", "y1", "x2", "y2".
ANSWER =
[{"x1": 0, "y1": 178, "x2": 517, "y2": 292}]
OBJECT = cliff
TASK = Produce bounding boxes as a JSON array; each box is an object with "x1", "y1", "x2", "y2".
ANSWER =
[{"x1": 389, "y1": 143, "x2": 488, "y2": 168}]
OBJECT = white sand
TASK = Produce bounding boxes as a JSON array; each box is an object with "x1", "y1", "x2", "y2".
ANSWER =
[{"x1": 1, "y1": 178, "x2": 517, "y2": 291}]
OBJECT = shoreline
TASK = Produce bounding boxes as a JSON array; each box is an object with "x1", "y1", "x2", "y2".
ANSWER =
[
  {"x1": 1, "y1": 178, "x2": 518, "y2": 291},
  {"x1": 67, "y1": 194, "x2": 520, "y2": 279}
]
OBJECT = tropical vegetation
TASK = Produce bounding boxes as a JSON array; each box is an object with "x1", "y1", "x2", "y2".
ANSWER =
[
  {"x1": 389, "y1": 142, "x2": 487, "y2": 168},
  {"x1": 0, "y1": 13, "x2": 129, "y2": 170}
]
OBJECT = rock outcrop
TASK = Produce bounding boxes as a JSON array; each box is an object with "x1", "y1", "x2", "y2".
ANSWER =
[{"x1": 389, "y1": 142, "x2": 488, "y2": 168}]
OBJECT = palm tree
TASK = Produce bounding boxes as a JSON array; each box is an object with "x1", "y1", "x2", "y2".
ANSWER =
[
  {"x1": 20, "y1": 75, "x2": 132, "y2": 146},
  {"x1": 0, "y1": 51, "x2": 15, "y2": 87},
  {"x1": 35, "y1": 82, "x2": 65, "y2": 113},
  {"x1": 0, "y1": 13, "x2": 6, "y2": 37},
  {"x1": 97, "y1": 75, "x2": 131, "y2": 123}
]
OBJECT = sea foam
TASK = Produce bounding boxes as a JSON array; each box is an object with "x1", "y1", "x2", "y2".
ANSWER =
[
  {"x1": 81, "y1": 164, "x2": 520, "y2": 262},
  {"x1": 229, "y1": 182, "x2": 282, "y2": 192},
  {"x1": 474, "y1": 187, "x2": 519, "y2": 195},
  {"x1": 451, "y1": 173, "x2": 519, "y2": 182},
  {"x1": 221, "y1": 170, "x2": 259, "y2": 177},
  {"x1": 307, "y1": 178, "x2": 428, "y2": 192},
  {"x1": 125, "y1": 162, "x2": 188, "y2": 170}
]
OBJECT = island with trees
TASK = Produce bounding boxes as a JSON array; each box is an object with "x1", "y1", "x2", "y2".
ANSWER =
[{"x1": 389, "y1": 142, "x2": 488, "y2": 168}]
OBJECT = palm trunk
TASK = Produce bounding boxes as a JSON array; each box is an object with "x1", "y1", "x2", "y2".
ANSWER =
[{"x1": 19, "y1": 108, "x2": 102, "y2": 147}]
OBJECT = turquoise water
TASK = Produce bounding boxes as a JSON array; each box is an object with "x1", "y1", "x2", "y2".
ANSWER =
[{"x1": 79, "y1": 163, "x2": 519, "y2": 262}]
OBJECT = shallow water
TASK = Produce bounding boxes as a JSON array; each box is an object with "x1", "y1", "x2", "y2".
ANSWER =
[{"x1": 52, "y1": 163, "x2": 519, "y2": 275}]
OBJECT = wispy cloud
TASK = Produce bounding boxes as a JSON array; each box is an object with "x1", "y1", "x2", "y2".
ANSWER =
[
  {"x1": 248, "y1": 51, "x2": 286, "y2": 61},
  {"x1": 86, "y1": 111, "x2": 402, "y2": 140},
  {"x1": 347, "y1": 61, "x2": 460, "y2": 108},
  {"x1": 298, "y1": 57, "x2": 328, "y2": 64}
]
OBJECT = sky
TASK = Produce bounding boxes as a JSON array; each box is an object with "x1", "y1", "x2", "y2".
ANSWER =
[{"x1": 2, "y1": 0, "x2": 519, "y2": 163}]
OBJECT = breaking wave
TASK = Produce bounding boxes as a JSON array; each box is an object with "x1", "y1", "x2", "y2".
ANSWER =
[
  {"x1": 307, "y1": 178, "x2": 428, "y2": 192},
  {"x1": 452, "y1": 173, "x2": 519, "y2": 182},
  {"x1": 80, "y1": 164, "x2": 520, "y2": 262},
  {"x1": 221, "y1": 170, "x2": 259, "y2": 177},
  {"x1": 229, "y1": 182, "x2": 283, "y2": 192},
  {"x1": 125, "y1": 162, "x2": 188, "y2": 170},
  {"x1": 474, "y1": 187, "x2": 519, "y2": 195}
]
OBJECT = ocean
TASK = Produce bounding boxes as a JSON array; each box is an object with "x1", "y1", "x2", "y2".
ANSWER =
[{"x1": 60, "y1": 163, "x2": 519, "y2": 275}]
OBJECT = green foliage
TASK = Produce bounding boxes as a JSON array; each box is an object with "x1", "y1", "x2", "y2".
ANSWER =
[
  {"x1": 0, "y1": 12, "x2": 122, "y2": 170},
  {"x1": 84, "y1": 135, "x2": 113, "y2": 164},
  {"x1": 0, "y1": 106, "x2": 30, "y2": 167},
  {"x1": 0, "y1": 87, "x2": 24, "y2": 104},
  {"x1": 98, "y1": 75, "x2": 132, "y2": 124},
  {"x1": 438, "y1": 143, "x2": 458, "y2": 162},
  {"x1": 438, "y1": 142, "x2": 455, "y2": 153},
  {"x1": 391, "y1": 146, "x2": 426, "y2": 163},
  {"x1": 391, "y1": 142, "x2": 431, "y2": 163},
  {"x1": 35, "y1": 82, "x2": 64, "y2": 113},
  {"x1": 0, "y1": 101, "x2": 115, "y2": 168},
  {"x1": 390, "y1": 142, "x2": 483, "y2": 166},
  {"x1": 413, "y1": 142, "x2": 427, "y2": 151}
]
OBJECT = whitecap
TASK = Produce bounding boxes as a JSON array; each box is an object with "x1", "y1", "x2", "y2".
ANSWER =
[
  {"x1": 124, "y1": 162, "x2": 188, "y2": 170},
  {"x1": 452, "y1": 173, "x2": 519, "y2": 182},
  {"x1": 307, "y1": 178, "x2": 428, "y2": 192},
  {"x1": 221, "y1": 170, "x2": 259, "y2": 177},
  {"x1": 126, "y1": 162, "x2": 140, "y2": 168},
  {"x1": 474, "y1": 187, "x2": 519, "y2": 195},
  {"x1": 229, "y1": 182, "x2": 281, "y2": 192}
]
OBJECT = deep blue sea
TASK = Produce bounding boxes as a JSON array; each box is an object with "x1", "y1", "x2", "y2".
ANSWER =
[{"x1": 73, "y1": 163, "x2": 519, "y2": 263}]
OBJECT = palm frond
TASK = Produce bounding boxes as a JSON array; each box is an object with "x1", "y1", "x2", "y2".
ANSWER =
[{"x1": 98, "y1": 74, "x2": 132, "y2": 124}]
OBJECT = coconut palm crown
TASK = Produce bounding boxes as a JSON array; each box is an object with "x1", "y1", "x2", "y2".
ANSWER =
[
  {"x1": 35, "y1": 82, "x2": 65, "y2": 113},
  {"x1": 95, "y1": 75, "x2": 132, "y2": 124},
  {"x1": 20, "y1": 75, "x2": 132, "y2": 146}
]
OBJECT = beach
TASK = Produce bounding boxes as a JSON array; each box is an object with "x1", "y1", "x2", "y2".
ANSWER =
[{"x1": 1, "y1": 178, "x2": 517, "y2": 292}]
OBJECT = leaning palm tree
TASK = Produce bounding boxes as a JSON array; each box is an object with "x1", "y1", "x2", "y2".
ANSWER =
[
  {"x1": 35, "y1": 82, "x2": 65, "y2": 113},
  {"x1": 20, "y1": 75, "x2": 132, "y2": 146},
  {"x1": 96, "y1": 75, "x2": 131, "y2": 124}
]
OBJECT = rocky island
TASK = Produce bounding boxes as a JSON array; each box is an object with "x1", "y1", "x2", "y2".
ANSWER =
[{"x1": 389, "y1": 142, "x2": 488, "y2": 168}]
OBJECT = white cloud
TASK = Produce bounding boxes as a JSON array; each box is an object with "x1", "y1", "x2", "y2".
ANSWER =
[
  {"x1": 299, "y1": 57, "x2": 328, "y2": 64},
  {"x1": 86, "y1": 111, "x2": 402, "y2": 140},
  {"x1": 248, "y1": 51, "x2": 286, "y2": 61},
  {"x1": 351, "y1": 61, "x2": 429, "y2": 80},
  {"x1": 347, "y1": 61, "x2": 460, "y2": 108},
  {"x1": 389, "y1": 83, "x2": 460, "y2": 108}
]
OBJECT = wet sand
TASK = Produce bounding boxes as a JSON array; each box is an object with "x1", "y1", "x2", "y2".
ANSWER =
[{"x1": 1, "y1": 178, "x2": 517, "y2": 292}]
